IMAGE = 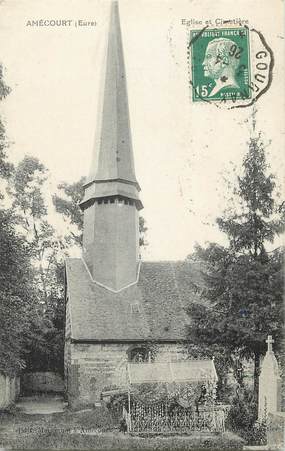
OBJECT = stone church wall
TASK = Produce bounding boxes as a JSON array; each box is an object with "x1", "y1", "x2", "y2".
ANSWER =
[
  {"x1": 155, "y1": 343, "x2": 189, "y2": 362},
  {"x1": 66, "y1": 342, "x2": 188, "y2": 408}
]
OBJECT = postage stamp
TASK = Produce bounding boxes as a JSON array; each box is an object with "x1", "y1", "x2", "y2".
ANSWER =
[{"x1": 190, "y1": 28, "x2": 251, "y2": 102}]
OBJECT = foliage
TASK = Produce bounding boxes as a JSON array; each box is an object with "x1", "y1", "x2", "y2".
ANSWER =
[
  {"x1": 226, "y1": 387, "x2": 267, "y2": 445},
  {"x1": 24, "y1": 260, "x2": 65, "y2": 375},
  {"x1": 187, "y1": 344, "x2": 238, "y2": 403},
  {"x1": 0, "y1": 209, "x2": 36, "y2": 375},
  {"x1": 52, "y1": 177, "x2": 85, "y2": 246},
  {"x1": 218, "y1": 136, "x2": 284, "y2": 255},
  {"x1": 0, "y1": 63, "x2": 34, "y2": 376},
  {"x1": 0, "y1": 66, "x2": 64, "y2": 377},
  {"x1": 7, "y1": 156, "x2": 66, "y2": 374},
  {"x1": 187, "y1": 134, "x2": 284, "y2": 398},
  {"x1": 189, "y1": 245, "x2": 284, "y2": 355},
  {"x1": 9, "y1": 156, "x2": 64, "y2": 292},
  {"x1": 130, "y1": 380, "x2": 216, "y2": 407},
  {"x1": 245, "y1": 419, "x2": 267, "y2": 446},
  {"x1": 53, "y1": 176, "x2": 148, "y2": 247},
  {"x1": 226, "y1": 388, "x2": 256, "y2": 432},
  {"x1": 0, "y1": 64, "x2": 12, "y2": 184},
  {"x1": 139, "y1": 215, "x2": 148, "y2": 247},
  {"x1": 107, "y1": 379, "x2": 217, "y2": 423}
]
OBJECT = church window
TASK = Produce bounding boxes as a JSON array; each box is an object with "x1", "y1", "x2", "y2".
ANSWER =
[
  {"x1": 131, "y1": 302, "x2": 141, "y2": 314},
  {"x1": 128, "y1": 346, "x2": 150, "y2": 363}
]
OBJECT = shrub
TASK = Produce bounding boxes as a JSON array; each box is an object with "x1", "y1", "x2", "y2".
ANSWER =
[
  {"x1": 245, "y1": 418, "x2": 267, "y2": 446},
  {"x1": 226, "y1": 388, "x2": 268, "y2": 446},
  {"x1": 226, "y1": 390, "x2": 256, "y2": 432}
]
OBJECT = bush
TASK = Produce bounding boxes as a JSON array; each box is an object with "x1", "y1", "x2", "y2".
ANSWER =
[
  {"x1": 226, "y1": 390, "x2": 256, "y2": 432},
  {"x1": 245, "y1": 419, "x2": 267, "y2": 446},
  {"x1": 226, "y1": 388, "x2": 267, "y2": 445}
]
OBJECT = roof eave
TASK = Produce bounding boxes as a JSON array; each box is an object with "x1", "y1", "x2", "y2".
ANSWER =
[{"x1": 69, "y1": 338, "x2": 189, "y2": 344}]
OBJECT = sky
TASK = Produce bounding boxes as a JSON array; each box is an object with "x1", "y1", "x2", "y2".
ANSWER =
[{"x1": 0, "y1": 0, "x2": 284, "y2": 260}]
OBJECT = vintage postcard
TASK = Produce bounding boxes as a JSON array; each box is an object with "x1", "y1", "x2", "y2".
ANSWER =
[{"x1": 0, "y1": 0, "x2": 284, "y2": 449}]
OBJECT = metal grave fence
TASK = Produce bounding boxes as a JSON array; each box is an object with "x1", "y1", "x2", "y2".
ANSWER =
[{"x1": 129, "y1": 400, "x2": 225, "y2": 434}]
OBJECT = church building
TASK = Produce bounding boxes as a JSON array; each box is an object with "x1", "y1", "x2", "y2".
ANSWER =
[{"x1": 64, "y1": 2, "x2": 199, "y2": 408}]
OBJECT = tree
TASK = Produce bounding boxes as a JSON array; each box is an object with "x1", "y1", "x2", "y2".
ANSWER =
[
  {"x1": 24, "y1": 259, "x2": 65, "y2": 375},
  {"x1": 0, "y1": 64, "x2": 34, "y2": 376},
  {"x1": 0, "y1": 64, "x2": 12, "y2": 183},
  {"x1": 53, "y1": 177, "x2": 148, "y2": 247},
  {"x1": 53, "y1": 177, "x2": 85, "y2": 246},
  {"x1": 0, "y1": 66, "x2": 64, "y2": 377},
  {"x1": 9, "y1": 156, "x2": 66, "y2": 302},
  {"x1": 188, "y1": 133, "x2": 284, "y2": 400},
  {"x1": 8, "y1": 156, "x2": 67, "y2": 374},
  {"x1": 139, "y1": 216, "x2": 148, "y2": 248},
  {"x1": 0, "y1": 208, "x2": 37, "y2": 375}
]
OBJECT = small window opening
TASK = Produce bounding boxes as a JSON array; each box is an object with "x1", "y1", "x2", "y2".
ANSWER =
[
  {"x1": 98, "y1": 199, "x2": 103, "y2": 205},
  {"x1": 131, "y1": 302, "x2": 141, "y2": 314},
  {"x1": 104, "y1": 199, "x2": 108, "y2": 204},
  {"x1": 110, "y1": 198, "x2": 115, "y2": 204}
]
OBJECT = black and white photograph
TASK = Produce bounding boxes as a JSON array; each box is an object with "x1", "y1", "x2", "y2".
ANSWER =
[{"x1": 0, "y1": 0, "x2": 284, "y2": 449}]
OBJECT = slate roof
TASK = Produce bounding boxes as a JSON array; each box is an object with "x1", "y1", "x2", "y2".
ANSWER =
[
  {"x1": 85, "y1": 2, "x2": 139, "y2": 190},
  {"x1": 65, "y1": 258, "x2": 203, "y2": 342}
]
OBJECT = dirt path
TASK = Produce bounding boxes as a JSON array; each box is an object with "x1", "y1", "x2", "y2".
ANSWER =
[{"x1": 16, "y1": 395, "x2": 67, "y2": 414}]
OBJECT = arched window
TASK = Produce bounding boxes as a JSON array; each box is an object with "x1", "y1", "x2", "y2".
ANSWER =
[{"x1": 127, "y1": 346, "x2": 152, "y2": 363}]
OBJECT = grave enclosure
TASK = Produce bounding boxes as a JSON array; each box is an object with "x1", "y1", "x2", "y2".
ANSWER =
[{"x1": 103, "y1": 359, "x2": 228, "y2": 435}]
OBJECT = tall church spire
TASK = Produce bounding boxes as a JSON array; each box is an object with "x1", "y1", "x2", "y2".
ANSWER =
[
  {"x1": 80, "y1": 1, "x2": 143, "y2": 292},
  {"x1": 80, "y1": 1, "x2": 142, "y2": 210}
]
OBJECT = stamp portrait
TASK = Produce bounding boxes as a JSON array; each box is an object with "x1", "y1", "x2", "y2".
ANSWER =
[{"x1": 190, "y1": 28, "x2": 251, "y2": 102}]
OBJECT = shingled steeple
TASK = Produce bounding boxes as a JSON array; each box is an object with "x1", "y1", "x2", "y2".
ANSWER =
[
  {"x1": 80, "y1": 1, "x2": 142, "y2": 209},
  {"x1": 80, "y1": 1, "x2": 143, "y2": 292}
]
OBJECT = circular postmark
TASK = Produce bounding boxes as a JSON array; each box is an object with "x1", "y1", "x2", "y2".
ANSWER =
[{"x1": 188, "y1": 25, "x2": 274, "y2": 109}]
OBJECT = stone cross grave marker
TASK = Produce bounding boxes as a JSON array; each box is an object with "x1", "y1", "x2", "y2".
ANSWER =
[{"x1": 258, "y1": 335, "x2": 281, "y2": 420}]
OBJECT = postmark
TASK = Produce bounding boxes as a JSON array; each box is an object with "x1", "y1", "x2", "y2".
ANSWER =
[{"x1": 188, "y1": 26, "x2": 273, "y2": 108}]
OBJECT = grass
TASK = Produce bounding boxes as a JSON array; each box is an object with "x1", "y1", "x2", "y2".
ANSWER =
[{"x1": 0, "y1": 407, "x2": 245, "y2": 450}]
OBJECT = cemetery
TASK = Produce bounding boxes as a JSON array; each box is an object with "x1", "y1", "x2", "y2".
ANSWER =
[
  {"x1": 0, "y1": 1, "x2": 284, "y2": 450},
  {"x1": 104, "y1": 359, "x2": 225, "y2": 434},
  {"x1": 0, "y1": 336, "x2": 284, "y2": 448}
]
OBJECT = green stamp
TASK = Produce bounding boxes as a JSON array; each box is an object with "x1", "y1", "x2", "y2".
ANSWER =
[{"x1": 190, "y1": 28, "x2": 251, "y2": 102}]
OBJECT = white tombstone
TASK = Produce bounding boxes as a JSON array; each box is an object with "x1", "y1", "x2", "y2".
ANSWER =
[{"x1": 258, "y1": 335, "x2": 281, "y2": 420}]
